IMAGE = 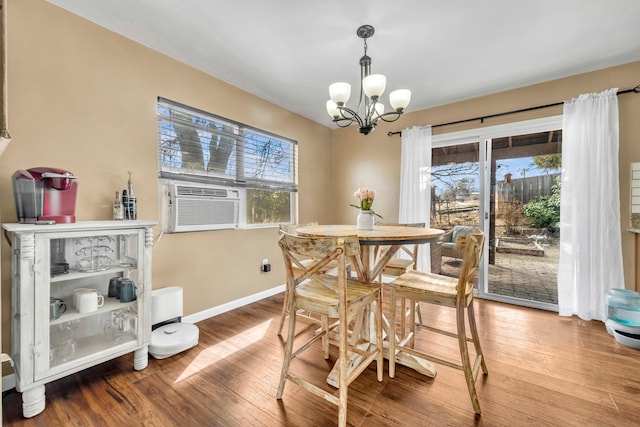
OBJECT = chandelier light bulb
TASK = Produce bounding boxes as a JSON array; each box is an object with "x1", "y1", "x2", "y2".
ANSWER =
[
  {"x1": 326, "y1": 100, "x2": 341, "y2": 118},
  {"x1": 329, "y1": 82, "x2": 351, "y2": 105},
  {"x1": 389, "y1": 89, "x2": 411, "y2": 111},
  {"x1": 373, "y1": 102, "x2": 384, "y2": 118},
  {"x1": 363, "y1": 74, "x2": 386, "y2": 98}
]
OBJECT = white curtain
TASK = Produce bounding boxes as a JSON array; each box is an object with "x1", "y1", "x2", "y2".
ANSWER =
[
  {"x1": 399, "y1": 126, "x2": 432, "y2": 271},
  {"x1": 558, "y1": 88, "x2": 623, "y2": 321}
]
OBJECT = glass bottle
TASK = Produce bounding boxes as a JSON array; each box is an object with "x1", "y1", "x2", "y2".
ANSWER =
[{"x1": 113, "y1": 191, "x2": 124, "y2": 220}]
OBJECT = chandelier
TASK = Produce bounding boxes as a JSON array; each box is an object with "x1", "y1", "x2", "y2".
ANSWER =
[{"x1": 326, "y1": 25, "x2": 411, "y2": 135}]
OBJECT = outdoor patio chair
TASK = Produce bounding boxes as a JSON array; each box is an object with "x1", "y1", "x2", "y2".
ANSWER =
[{"x1": 441, "y1": 224, "x2": 476, "y2": 260}]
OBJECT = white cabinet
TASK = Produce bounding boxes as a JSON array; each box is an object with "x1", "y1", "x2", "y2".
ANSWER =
[{"x1": 1, "y1": 221, "x2": 155, "y2": 418}]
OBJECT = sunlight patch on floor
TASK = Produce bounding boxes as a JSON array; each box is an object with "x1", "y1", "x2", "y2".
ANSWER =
[{"x1": 175, "y1": 319, "x2": 273, "y2": 383}]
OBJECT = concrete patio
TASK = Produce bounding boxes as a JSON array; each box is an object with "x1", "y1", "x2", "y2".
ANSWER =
[{"x1": 439, "y1": 237, "x2": 559, "y2": 305}]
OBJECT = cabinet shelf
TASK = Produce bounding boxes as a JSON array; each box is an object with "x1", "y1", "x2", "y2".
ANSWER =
[
  {"x1": 50, "y1": 297, "x2": 136, "y2": 326},
  {"x1": 48, "y1": 334, "x2": 138, "y2": 373},
  {"x1": 50, "y1": 265, "x2": 135, "y2": 283}
]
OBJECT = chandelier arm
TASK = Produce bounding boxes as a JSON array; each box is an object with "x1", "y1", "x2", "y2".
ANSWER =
[
  {"x1": 375, "y1": 111, "x2": 403, "y2": 123},
  {"x1": 336, "y1": 105, "x2": 365, "y2": 128},
  {"x1": 357, "y1": 90, "x2": 365, "y2": 117},
  {"x1": 367, "y1": 98, "x2": 380, "y2": 119},
  {"x1": 332, "y1": 115, "x2": 356, "y2": 125},
  {"x1": 333, "y1": 119, "x2": 356, "y2": 128}
]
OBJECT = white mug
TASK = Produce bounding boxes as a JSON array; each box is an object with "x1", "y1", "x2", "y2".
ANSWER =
[
  {"x1": 76, "y1": 289, "x2": 104, "y2": 314},
  {"x1": 72, "y1": 287, "x2": 91, "y2": 309}
]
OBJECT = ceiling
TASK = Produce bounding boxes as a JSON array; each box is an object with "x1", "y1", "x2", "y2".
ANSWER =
[{"x1": 47, "y1": 0, "x2": 640, "y2": 129}]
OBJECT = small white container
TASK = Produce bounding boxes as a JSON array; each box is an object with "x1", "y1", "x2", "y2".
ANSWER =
[
  {"x1": 149, "y1": 286, "x2": 199, "y2": 359},
  {"x1": 151, "y1": 286, "x2": 183, "y2": 324}
]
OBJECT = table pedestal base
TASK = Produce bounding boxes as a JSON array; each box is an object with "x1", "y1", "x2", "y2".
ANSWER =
[
  {"x1": 325, "y1": 305, "x2": 437, "y2": 388},
  {"x1": 326, "y1": 341, "x2": 437, "y2": 388}
]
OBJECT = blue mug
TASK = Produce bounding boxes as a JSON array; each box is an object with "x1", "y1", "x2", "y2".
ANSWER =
[
  {"x1": 108, "y1": 277, "x2": 122, "y2": 298},
  {"x1": 50, "y1": 297, "x2": 67, "y2": 320},
  {"x1": 119, "y1": 279, "x2": 137, "y2": 303}
]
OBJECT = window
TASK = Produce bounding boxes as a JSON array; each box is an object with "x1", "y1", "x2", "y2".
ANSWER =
[{"x1": 157, "y1": 97, "x2": 297, "y2": 226}]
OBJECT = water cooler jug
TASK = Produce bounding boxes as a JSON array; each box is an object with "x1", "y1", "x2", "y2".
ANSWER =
[{"x1": 605, "y1": 288, "x2": 640, "y2": 349}]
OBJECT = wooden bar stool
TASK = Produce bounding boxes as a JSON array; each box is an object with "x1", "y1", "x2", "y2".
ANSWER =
[
  {"x1": 277, "y1": 223, "x2": 343, "y2": 336},
  {"x1": 276, "y1": 231, "x2": 383, "y2": 427},
  {"x1": 388, "y1": 228, "x2": 488, "y2": 415}
]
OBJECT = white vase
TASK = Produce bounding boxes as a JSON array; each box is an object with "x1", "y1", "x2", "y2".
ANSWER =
[{"x1": 357, "y1": 210, "x2": 375, "y2": 230}]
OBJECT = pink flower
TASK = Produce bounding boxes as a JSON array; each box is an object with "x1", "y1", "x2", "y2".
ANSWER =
[
  {"x1": 350, "y1": 187, "x2": 382, "y2": 218},
  {"x1": 353, "y1": 187, "x2": 375, "y2": 210}
]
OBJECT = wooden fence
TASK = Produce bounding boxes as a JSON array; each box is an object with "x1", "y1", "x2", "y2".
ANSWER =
[{"x1": 496, "y1": 173, "x2": 560, "y2": 204}]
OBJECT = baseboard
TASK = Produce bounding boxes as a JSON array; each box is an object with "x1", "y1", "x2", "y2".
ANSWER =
[
  {"x1": 183, "y1": 284, "x2": 285, "y2": 324},
  {"x1": 3, "y1": 372, "x2": 16, "y2": 393},
  {"x1": 1, "y1": 285, "x2": 286, "y2": 393}
]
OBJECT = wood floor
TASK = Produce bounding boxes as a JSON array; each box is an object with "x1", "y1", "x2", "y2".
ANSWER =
[{"x1": 3, "y1": 291, "x2": 640, "y2": 426}]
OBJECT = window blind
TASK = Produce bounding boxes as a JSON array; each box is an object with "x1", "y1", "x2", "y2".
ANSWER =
[{"x1": 157, "y1": 97, "x2": 297, "y2": 192}]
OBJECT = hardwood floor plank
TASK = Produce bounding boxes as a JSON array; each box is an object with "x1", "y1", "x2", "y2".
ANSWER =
[{"x1": 4, "y1": 295, "x2": 640, "y2": 426}]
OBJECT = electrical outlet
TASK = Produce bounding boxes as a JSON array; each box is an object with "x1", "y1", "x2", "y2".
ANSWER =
[{"x1": 262, "y1": 258, "x2": 271, "y2": 272}]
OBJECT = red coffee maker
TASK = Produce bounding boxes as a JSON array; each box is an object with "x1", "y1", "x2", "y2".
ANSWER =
[{"x1": 12, "y1": 167, "x2": 78, "y2": 224}]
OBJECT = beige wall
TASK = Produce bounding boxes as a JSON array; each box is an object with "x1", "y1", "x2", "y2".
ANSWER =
[
  {"x1": 332, "y1": 60, "x2": 640, "y2": 292},
  {"x1": 0, "y1": 0, "x2": 333, "y2": 353},
  {"x1": 2, "y1": 0, "x2": 639, "y2": 357}
]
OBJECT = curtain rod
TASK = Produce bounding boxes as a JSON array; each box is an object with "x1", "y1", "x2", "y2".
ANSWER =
[{"x1": 387, "y1": 84, "x2": 640, "y2": 137}]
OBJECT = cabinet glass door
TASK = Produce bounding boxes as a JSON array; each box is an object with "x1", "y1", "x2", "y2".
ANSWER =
[{"x1": 35, "y1": 229, "x2": 144, "y2": 380}]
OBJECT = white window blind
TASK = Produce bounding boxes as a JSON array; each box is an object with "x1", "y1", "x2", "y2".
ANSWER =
[{"x1": 157, "y1": 97, "x2": 297, "y2": 192}]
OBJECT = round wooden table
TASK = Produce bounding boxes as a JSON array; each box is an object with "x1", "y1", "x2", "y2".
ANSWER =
[
  {"x1": 296, "y1": 224, "x2": 444, "y2": 282},
  {"x1": 296, "y1": 224, "x2": 444, "y2": 381}
]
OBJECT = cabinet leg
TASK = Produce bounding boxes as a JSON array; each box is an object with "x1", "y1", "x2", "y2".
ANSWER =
[
  {"x1": 22, "y1": 384, "x2": 46, "y2": 418},
  {"x1": 134, "y1": 346, "x2": 148, "y2": 370}
]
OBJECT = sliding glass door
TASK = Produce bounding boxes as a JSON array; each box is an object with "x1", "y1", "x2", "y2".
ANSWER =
[
  {"x1": 431, "y1": 116, "x2": 562, "y2": 310},
  {"x1": 430, "y1": 141, "x2": 482, "y2": 278}
]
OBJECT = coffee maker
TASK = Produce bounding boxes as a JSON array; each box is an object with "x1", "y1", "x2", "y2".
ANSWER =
[{"x1": 12, "y1": 167, "x2": 78, "y2": 224}]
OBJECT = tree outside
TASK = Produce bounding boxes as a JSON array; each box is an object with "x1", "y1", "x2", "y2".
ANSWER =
[{"x1": 247, "y1": 189, "x2": 291, "y2": 224}]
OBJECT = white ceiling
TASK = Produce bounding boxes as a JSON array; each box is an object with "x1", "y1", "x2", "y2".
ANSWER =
[{"x1": 47, "y1": 0, "x2": 640, "y2": 128}]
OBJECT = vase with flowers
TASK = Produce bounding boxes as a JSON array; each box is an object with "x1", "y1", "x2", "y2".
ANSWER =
[{"x1": 351, "y1": 188, "x2": 382, "y2": 230}]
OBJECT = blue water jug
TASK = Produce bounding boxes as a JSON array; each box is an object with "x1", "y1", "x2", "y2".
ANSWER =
[{"x1": 606, "y1": 288, "x2": 640, "y2": 326}]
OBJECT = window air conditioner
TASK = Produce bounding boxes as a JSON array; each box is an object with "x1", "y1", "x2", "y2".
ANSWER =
[{"x1": 168, "y1": 183, "x2": 240, "y2": 232}]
